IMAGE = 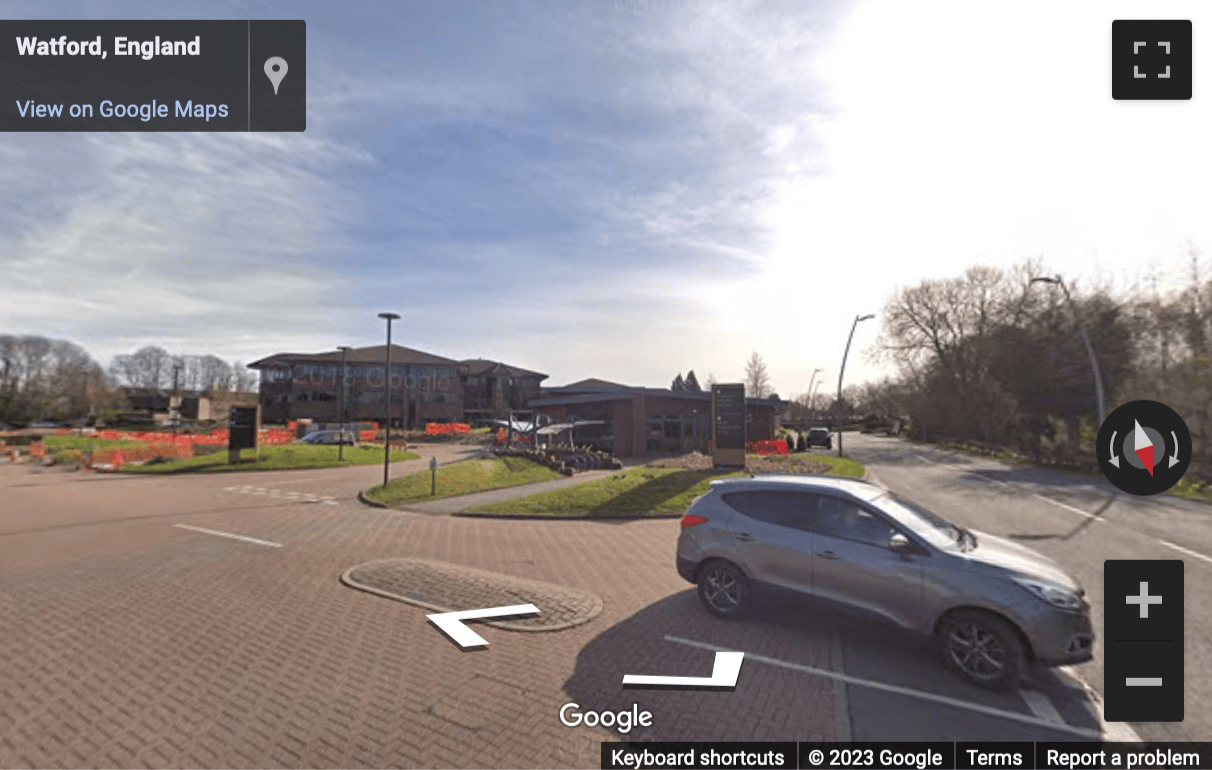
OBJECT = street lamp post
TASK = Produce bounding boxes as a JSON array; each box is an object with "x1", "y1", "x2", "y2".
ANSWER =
[
  {"x1": 172, "y1": 364, "x2": 181, "y2": 440},
  {"x1": 837, "y1": 314, "x2": 875, "y2": 457},
  {"x1": 806, "y1": 367, "x2": 823, "y2": 432},
  {"x1": 337, "y1": 346, "x2": 352, "y2": 463},
  {"x1": 1030, "y1": 275, "x2": 1105, "y2": 427},
  {"x1": 811, "y1": 380, "x2": 823, "y2": 424},
  {"x1": 378, "y1": 313, "x2": 401, "y2": 488}
]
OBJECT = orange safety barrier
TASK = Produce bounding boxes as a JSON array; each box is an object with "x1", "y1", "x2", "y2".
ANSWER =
[
  {"x1": 749, "y1": 439, "x2": 788, "y2": 455},
  {"x1": 425, "y1": 423, "x2": 471, "y2": 435},
  {"x1": 92, "y1": 442, "x2": 193, "y2": 469}
]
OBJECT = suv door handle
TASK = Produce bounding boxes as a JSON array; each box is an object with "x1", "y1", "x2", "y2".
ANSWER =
[
  {"x1": 734, "y1": 533, "x2": 755, "y2": 542},
  {"x1": 818, "y1": 550, "x2": 840, "y2": 560}
]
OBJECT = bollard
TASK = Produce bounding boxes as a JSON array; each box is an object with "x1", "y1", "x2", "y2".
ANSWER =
[{"x1": 430, "y1": 456, "x2": 438, "y2": 495}]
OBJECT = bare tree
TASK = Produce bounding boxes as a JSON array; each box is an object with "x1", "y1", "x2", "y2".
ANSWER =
[
  {"x1": 198, "y1": 355, "x2": 233, "y2": 394},
  {"x1": 744, "y1": 351, "x2": 772, "y2": 398},
  {"x1": 231, "y1": 360, "x2": 257, "y2": 392}
]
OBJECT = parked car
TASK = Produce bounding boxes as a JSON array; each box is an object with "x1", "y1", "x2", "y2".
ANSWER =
[
  {"x1": 297, "y1": 430, "x2": 357, "y2": 445},
  {"x1": 805, "y1": 427, "x2": 832, "y2": 448},
  {"x1": 676, "y1": 476, "x2": 1094, "y2": 690}
]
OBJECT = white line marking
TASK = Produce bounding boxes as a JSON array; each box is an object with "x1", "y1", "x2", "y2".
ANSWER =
[
  {"x1": 915, "y1": 454, "x2": 933, "y2": 463},
  {"x1": 663, "y1": 635, "x2": 1102, "y2": 739},
  {"x1": 974, "y1": 473, "x2": 1010, "y2": 487},
  {"x1": 173, "y1": 524, "x2": 282, "y2": 548},
  {"x1": 1052, "y1": 666, "x2": 1090, "y2": 691},
  {"x1": 1158, "y1": 539, "x2": 1212, "y2": 564},
  {"x1": 1021, "y1": 690, "x2": 1065, "y2": 724},
  {"x1": 1032, "y1": 493, "x2": 1102, "y2": 521},
  {"x1": 623, "y1": 651, "x2": 744, "y2": 687}
]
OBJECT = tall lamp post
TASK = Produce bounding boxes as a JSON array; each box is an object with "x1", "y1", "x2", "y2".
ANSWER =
[
  {"x1": 378, "y1": 313, "x2": 400, "y2": 488},
  {"x1": 837, "y1": 314, "x2": 875, "y2": 457},
  {"x1": 806, "y1": 367, "x2": 823, "y2": 432},
  {"x1": 337, "y1": 346, "x2": 352, "y2": 462},
  {"x1": 811, "y1": 379, "x2": 824, "y2": 424},
  {"x1": 1030, "y1": 275, "x2": 1106, "y2": 427},
  {"x1": 172, "y1": 363, "x2": 181, "y2": 440}
]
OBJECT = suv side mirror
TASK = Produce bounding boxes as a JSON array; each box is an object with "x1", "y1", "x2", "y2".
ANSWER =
[{"x1": 888, "y1": 532, "x2": 911, "y2": 553}]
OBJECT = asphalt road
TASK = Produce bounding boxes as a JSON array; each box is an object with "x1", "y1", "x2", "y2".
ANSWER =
[{"x1": 840, "y1": 432, "x2": 1210, "y2": 743}]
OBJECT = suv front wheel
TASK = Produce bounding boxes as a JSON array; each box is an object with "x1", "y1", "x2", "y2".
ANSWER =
[
  {"x1": 696, "y1": 560, "x2": 749, "y2": 619},
  {"x1": 937, "y1": 610, "x2": 1024, "y2": 691}
]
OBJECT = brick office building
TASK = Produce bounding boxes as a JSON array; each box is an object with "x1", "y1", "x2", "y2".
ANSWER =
[
  {"x1": 460, "y1": 359, "x2": 548, "y2": 425},
  {"x1": 249, "y1": 345, "x2": 464, "y2": 427},
  {"x1": 529, "y1": 379, "x2": 784, "y2": 458},
  {"x1": 248, "y1": 346, "x2": 547, "y2": 428}
]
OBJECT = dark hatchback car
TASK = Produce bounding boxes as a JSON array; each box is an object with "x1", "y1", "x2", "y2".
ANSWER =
[
  {"x1": 805, "y1": 427, "x2": 832, "y2": 448},
  {"x1": 676, "y1": 475, "x2": 1094, "y2": 691}
]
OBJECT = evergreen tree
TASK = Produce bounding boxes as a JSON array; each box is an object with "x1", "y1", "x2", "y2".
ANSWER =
[
  {"x1": 684, "y1": 370, "x2": 701, "y2": 391},
  {"x1": 671, "y1": 373, "x2": 685, "y2": 391}
]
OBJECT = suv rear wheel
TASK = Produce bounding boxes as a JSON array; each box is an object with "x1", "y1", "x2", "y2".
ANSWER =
[
  {"x1": 937, "y1": 609, "x2": 1024, "y2": 691},
  {"x1": 696, "y1": 560, "x2": 749, "y2": 619}
]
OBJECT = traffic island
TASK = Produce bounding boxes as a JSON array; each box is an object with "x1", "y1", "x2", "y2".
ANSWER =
[{"x1": 341, "y1": 558, "x2": 603, "y2": 633}]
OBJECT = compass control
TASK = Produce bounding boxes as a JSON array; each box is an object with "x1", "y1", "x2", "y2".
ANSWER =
[{"x1": 1096, "y1": 400, "x2": 1192, "y2": 496}]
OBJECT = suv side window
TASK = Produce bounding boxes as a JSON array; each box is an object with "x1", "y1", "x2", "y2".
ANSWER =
[
  {"x1": 721, "y1": 490, "x2": 815, "y2": 530},
  {"x1": 812, "y1": 494, "x2": 898, "y2": 547}
]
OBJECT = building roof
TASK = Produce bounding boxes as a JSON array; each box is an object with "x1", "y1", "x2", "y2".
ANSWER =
[
  {"x1": 248, "y1": 345, "x2": 461, "y2": 369},
  {"x1": 532, "y1": 381, "x2": 786, "y2": 409},
  {"x1": 459, "y1": 358, "x2": 548, "y2": 380},
  {"x1": 561, "y1": 378, "x2": 628, "y2": 390}
]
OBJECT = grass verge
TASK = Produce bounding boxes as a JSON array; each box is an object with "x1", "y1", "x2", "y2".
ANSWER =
[
  {"x1": 42, "y1": 435, "x2": 137, "y2": 449},
  {"x1": 121, "y1": 444, "x2": 419, "y2": 474},
  {"x1": 365, "y1": 455, "x2": 564, "y2": 506},
  {"x1": 466, "y1": 452, "x2": 868, "y2": 517}
]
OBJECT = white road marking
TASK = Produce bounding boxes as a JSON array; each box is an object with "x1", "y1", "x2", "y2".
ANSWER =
[
  {"x1": 974, "y1": 473, "x2": 1010, "y2": 487},
  {"x1": 222, "y1": 487, "x2": 339, "y2": 505},
  {"x1": 915, "y1": 454, "x2": 934, "y2": 463},
  {"x1": 663, "y1": 635, "x2": 1102, "y2": 739},
  {"x1": 1052, "y1": 666, "x2": 1090, "y2": 691},
  {"x1": 1020, "y1": 690, "x2": 1065, "y2": 725},
  {"x1": 173, "y1": 524, "x2": 282, "y2": 547},
  {"x1": 1158, "y1": 539, "x2": 1212, "y2": 564},
  {"x1": 1031, "y1": 493, "x2": 1103, "y2": 522}
]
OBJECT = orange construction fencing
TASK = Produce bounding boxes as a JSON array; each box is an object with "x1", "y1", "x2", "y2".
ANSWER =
[{"x1": 748, "y1": 439, "x2": 788, "y2": 455}]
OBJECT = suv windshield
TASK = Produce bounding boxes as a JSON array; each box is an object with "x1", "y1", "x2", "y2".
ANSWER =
[{"x1": 871, "y1": 492, "x2": 963, "y2": 548}]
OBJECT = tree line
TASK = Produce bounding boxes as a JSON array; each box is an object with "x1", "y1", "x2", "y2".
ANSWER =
[
  {"x1": 0, "y1": 336, "x2": 257, "y2": 425},
  {"x1": 857, "y1": 256, "x2": 1212, "y2": 482}
]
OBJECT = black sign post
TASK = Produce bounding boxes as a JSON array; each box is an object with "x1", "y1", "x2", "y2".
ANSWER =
[
  {"x1": 711, "y1": 383, "x2": 746, "y2": 468},
  {"x1": 228, "y1": 405, "x2": 259, "y2": 464}
]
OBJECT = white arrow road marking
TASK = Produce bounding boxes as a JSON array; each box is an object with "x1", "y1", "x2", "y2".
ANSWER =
[
  {"x1": 1109, "y1": 430, "x2": 1119, "y2": 468},
  {"x1": 426, "y1": 604, "x2": 539, "y2": 647},
  {"x1": 1170, "y1": 430, "x2": 1181, "y2": 468},
  {"x1": 622, "y1": 651, "x2": 745, "y2": 687}
]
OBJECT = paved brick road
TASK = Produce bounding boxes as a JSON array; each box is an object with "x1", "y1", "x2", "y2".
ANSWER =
[{"x1": 0, "y1": 461, "x2": 841, "y2": 768}]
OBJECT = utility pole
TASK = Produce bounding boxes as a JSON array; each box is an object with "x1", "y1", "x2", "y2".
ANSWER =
[
  {"x1": 337, "y1": 346, "x2": 351, "y2": 462},
  {"x1": 378, "y1": 312, "x2": 401, "y2": 488},
  {"x1": 837, "y1": 314, "x2": 874, "y2": 457},
  {"x1": 172, "y1": 364, "x2": 181, "y2": 439},
  {"x1": 1030, "y1": 275, "x2": 1105, "y2": 427}
]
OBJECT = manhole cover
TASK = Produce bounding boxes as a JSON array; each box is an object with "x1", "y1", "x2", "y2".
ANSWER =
[{"x1": 341, "y1": 558, "x2": 602, "y2": 632}]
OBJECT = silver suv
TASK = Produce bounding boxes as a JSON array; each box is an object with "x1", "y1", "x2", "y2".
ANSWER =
[{"x1": 676, "y1": 475, "x2": 1094, "y2": 690}]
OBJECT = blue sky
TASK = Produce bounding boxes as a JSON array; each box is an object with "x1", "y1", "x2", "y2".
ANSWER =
[{"x1": 3, "y1": 0, "x2": 1212, "y2": 400}]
